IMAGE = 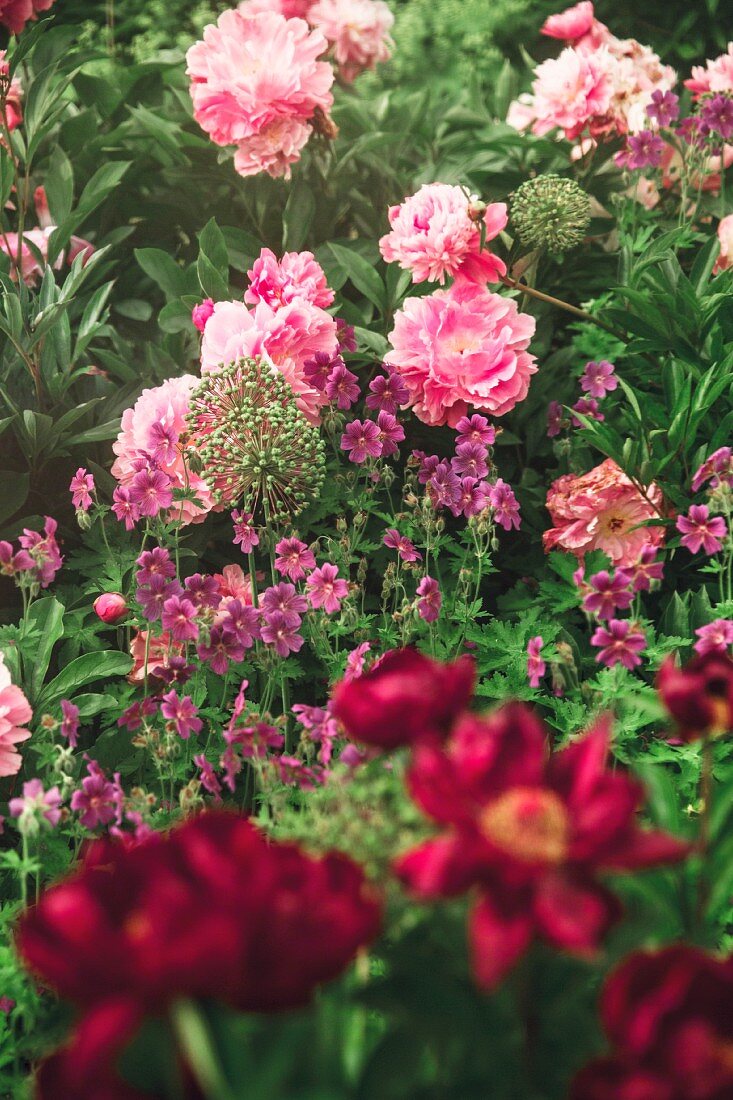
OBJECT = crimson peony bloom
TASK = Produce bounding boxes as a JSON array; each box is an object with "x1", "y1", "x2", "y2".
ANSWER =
[
  {"x1": 331, "y1": 646, "x2": 475, "y2": 749},
  {"x1": 657, "y1": 651, "x2": 733, "y2": 741},
  {"x1": 394, "y1": 707, "x2": 688, "y2": 989},
  {"x1": 18, "y1": 813, "x2": 381, "y2": 1089},
  {"x1": 571, "y1": 946, "x2": 733, "y2": 1100}
]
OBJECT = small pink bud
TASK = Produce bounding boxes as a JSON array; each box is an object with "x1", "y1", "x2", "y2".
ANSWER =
[
  {"x1": 94, "y1": 592, "x2": 128, "y2": 624},
  {"x1": 192, "y1": 299, "x2": 215, "y2": 333}
]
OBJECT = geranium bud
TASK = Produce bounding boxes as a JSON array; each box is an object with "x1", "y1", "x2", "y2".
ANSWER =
[{"x1": 94, "y1": 592, "x2": 128, "y2": 624}]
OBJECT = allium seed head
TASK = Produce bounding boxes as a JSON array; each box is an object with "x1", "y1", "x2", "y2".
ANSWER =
[{"x1": 510, "y1": 175, "x2": 591, "y2": 253}]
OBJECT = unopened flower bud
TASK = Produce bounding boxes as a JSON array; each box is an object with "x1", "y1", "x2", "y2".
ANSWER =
[
  {"x1": 191, "y1": 299, "x2": 214, "y2": 333},
  {"x1": 94, "y1": 592, "x2": 128, "y2": 624},
  {"x1": 467, "y1": 199, "x2": 487, "y2": 222}
]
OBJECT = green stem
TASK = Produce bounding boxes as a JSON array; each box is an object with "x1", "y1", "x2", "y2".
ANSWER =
[
  {"x1": 170, "y1": 1001, "x2": 235, "y2": 1100},
  {"x1": 500, "y1": 274, "x2": 627, "y2": 341}
]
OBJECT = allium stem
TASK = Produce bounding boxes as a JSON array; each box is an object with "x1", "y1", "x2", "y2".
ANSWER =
[{"x1": 500, "y1": 275, "x2": 627, "y2": 341}]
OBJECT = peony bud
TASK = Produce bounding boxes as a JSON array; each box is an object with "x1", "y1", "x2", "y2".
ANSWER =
[
  {"x1": 94, "y1": 592, "x2": 128, "y2": 624},
  {"x1": 191, "y1": 298, "x2": 214, "y2": 333}
]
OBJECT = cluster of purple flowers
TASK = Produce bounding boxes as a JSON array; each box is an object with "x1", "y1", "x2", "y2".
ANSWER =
[
  {"x1": 0, "y1": 517, "x2": 63, "y2": 589},
  {"x1": 548, "y1": 360, "x2": 617, "y2": 438}
]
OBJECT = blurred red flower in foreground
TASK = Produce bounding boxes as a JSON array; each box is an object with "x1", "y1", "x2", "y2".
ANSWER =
[
  {"x1": 657, "y1": 650, "x2": 733, "y2": 741},
  {"x1": 331, "y1": 646, "x2": 475, "y2": 749},
  {"x1": 571, "y1": 945, "x2": 733, "y2": 1099},
  {"x1": 18, "y1": 812, "x2": 381, "y2": 1095},
  {"x1": 394, "y1": 706, "x2": 688, "y2": 989}
]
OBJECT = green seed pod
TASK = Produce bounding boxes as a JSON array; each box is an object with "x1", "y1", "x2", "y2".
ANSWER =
[{"x1": 511, "y1": 174, "x2": 591, "y2": 253}]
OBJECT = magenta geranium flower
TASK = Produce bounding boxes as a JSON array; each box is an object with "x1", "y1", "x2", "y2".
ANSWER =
[
  {"x1": 366, "y1": 369, "x2": 409, "y2": 414},
  {"x1": 455, "y1": 413, "x2": 495, "y2": 446},
  {"x1": 591, "y1": 619, "x2": 646, "y2": 670},
  {"x1": 232, "y1": 510, "x2": 259, "y2": 554},
  {"x1": 60, "y1": 700, "x2": 80, "y2": 749},
  {"x1": 161, "y1": 595, "x2": 199, "y2": 643},
  {"x1": 694, "y1": 619, "x2": 733, "y2": 656},
  {"x1": 69, "y1": 468, "x2": 95, "y2": 512},
  {"x1": 375, "y1": 411, "x2": 404, "y2": 457},
  {"x1": 161, "y1": 690, "x2": 203, "y2": 740},
  {"x1": 416, "y1": 575, "x2": 441, "y2": 622},
  {"x1": 676, "y1": 505, "x2": 727, "y2": 555},
  {"x1": 452, "y1": 441, "x2": 489, "y2": 479},
  {"x1": 325, "y1": 362, "x2": 360, "y2": 409},
  {"x1": 526, "y1": 636, "x2": 545, "y2": 688},
  {"x1": 489, "y1": 479, "x2": 521, "y2": 531},
  {"x1": 340, "y1": 419, "x2": 382, "y2": 463},
  {"x1": 383, "y1": 529, "x2": 422, "y2": 563},
  {"x1": 306, "y1": 563, "x2": 348, "y2": 613},
  {"x1": 581, "y1": 570, "x2": 633, "y2": 620},
  {"x1": 274, "y1": 537, "x2": 317, "y2": 581},
  {"x1": 261, "y1": 610, "x2": 304, "y2": 657},
  {"x1": 261, "y1": 583, "x2": 307, "y2": 628}
]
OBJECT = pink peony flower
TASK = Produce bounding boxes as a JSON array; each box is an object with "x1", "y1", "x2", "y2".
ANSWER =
[
  {"x1": 93, "y1": 593, "x2": 128, "y2": 624},
  {"x1": 0, "y1": 0, "x2": 55, "y2": 36},
  {"x1": 714, "y1": 213, "x2": 733, "y2": 274},
  {"x1": 385, "y1": 280, "x2": 536, "y2": 426},
  {"x1": 543, "y1": 458, "x2": 665, "y2": 567},
  {"x1": 111, "y1": 376, "x2": 215, "y2": 526},
  {"x1": 685, "y1": 43, "x2": 733, "y2": 98},
  {"x1": 379, "y1": 184, "x2": 507, "y2": 285},
  {"x1": 1, "y1": 227, "x2": 94, "y2": 287},
  {"x1": 0, "y1": 652, "x2": 32, "y2": 778},
  {"x1": 200, "y1": 298, "x2": 337, "y2": 423},
  {"x1": 245, "y1": 248, "x2": 334, "y2": 309},
  {"x1": 186, "y1": 10, "x2": 334, "y2": 177},
  {"x1": 541, "y1": 1, "x2": 595, "y2": 41},
  {"x1": 531, "y1": 46, "x2": 612, "y2": 139},
  {"x1": 309, "y1": 0, "x2": 393, "y2": 83},
  {"x1": 243, "y1": 0, "x2": 316, "y2": 16}
]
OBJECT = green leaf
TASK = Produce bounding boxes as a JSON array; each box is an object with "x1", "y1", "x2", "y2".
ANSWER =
[
  {"x1": 282, "y1": 179, "x2": 315, "y2": 252},
  {"x1": 328, "y1": 243, "x2": 386, "y2": 313},
  {"x1": 44, "y1": 145, "x2": 74, "y2": 225},
  {"x1": 37, "y1": 651, "x2": 132, "y2": 709},
  {"x1": 23, "y1": 596, "x2": 65, "y2": 704},
  {"x1": 0, "y1": 470, "x2": 29, "y2": 524},
  {"x1": 135, "y1": 248, "x2": 187, "y2": 299}
]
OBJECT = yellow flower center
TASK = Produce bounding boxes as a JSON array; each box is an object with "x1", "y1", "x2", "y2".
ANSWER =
[{"x1": 479, "y1": 787, "x2": 570, "y2": 865}]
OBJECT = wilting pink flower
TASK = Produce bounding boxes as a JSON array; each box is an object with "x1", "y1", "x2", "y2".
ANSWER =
[
  {"x1": 547, "y1": 400, "x2": 565, "y2": 438},
  {"x1": 325, "y1": 362, "x2": 360, "y2": 408},
  {"x1": 624, "y1": 545, "x2": 664, "y2": 591},
  {"x1": 306, "y1": 563, "x2": 348, "y2": 612},
  {"x1": 186, "y1": 10, "x2": 334, "y2": 177},
  {"x1": 379, "y1": 183, "x2": 507, "y2": 286},
  {"x1": 375, "y1": 410, "x2": 404, "y2": 457},
  {"x1": 366, "y1": 369, "x2": 409, "y2": 414},
  {"x1": 111, "y1": 376, "x2": 214, "y2": 525},
  {"x1": 455, "y1": 413, "x2": 496, "y2": 446},
  {"x1": 232, "y1": 509, "x2": 259, "y2": 553},
  {"x1": 200, "y1": 298, "x2": 337, "y2": 424},
  {"x1": 676, "y1": 505, "x2": 727, "y2": 555},
  {"x1": 572, "y1": 397, "x2": 604, "y2": 427},
  {"x1": 192, "y1": 299, "x2": 215, "y2": 332},
  {"x1": 274, "y1": 753, "x2": 322, "y2": 789},
  {"x1": 580, "y1": 360, "x2": 617, "y2": 398},
  {"x1": 384, "y1": 529, "x2": 421, "y2": 563},
  {"x1": 694, "y1": 619, "x2": 733, "y2": 656},
  {"x1": 544, "y1": 459, "x2": 664, "y2": 567},
  {"x1": 70, "y1": 761, "x2": 120, "y2": 830},
  {"x1": 161, "y1": 595, "x2": 199, "y2": 643},
  {"x1": 416, "y1": 575, "x2": 441, "y2": 622},
  {"x1": 714, "y1": 213, "x2": 733, "y2": 274},
  {"x1": 692, "y1": 446, "x2": 733, "y2": 491},
  {"x1": 541, "y1": 1, "x2": 595, "y2": 41},
  {"x1": 581, "y1": 570, "x2": 633, "y2": 619},
  {"x1": 0, "y1": 50, "x2": 22, "y2": 128},
  {"x1": 60, "y1": 700, "x2": 80, "y2": 749},
  {"x1": 245, "y1": 248, "x2": 334, "y2": 309},
  {"x1": 261, "y1": 609, "x2": 304, "y2": 656},
  {"x1": 0, "y1": 653, "x2": 32, "y2": 778},
  {"x1": 526, "y1": 636, "x2": 545, "y2": 687},
  {"x1": 591, "y1": 619, "x2": 646, "y2": 670},
  {"x1": 194, "y1": 753, "x2": 223, "y2": 798},
  {"x1": 128, "y1": 631, "x2": 182, "y2": 685},
  {"x1": 93, "y1": 593, "x2": 128, "y2": 624},
  {"x1": 9, "y1": 779, "x2": 62, "y2": 831},
  {"x1": 310, "y1": 0, "x2": 393, "y2": 82},
  {"x1": 386, "y1": 280, "x2": 536, "y2": 426},
  {"x1": 69, "y1": 468, "x2": 95, "y2": 512},
  {"x1": 0, "y1": 226, "x2": 93, "y2": 286},
  {"x1": 274, "y1": 537, "x2": 316, "y2": 581},
  {"x1": 685, "y1": 43, "x2": 733, "y2": 98},
  {"x1": 489, "y1": 479, "x2": 521, "y2": 531},
  {"x1": 161, "y1": 690, "x2": 202, "y2": 740},
  {"x1": 341, "y1": 418, "x2": 382, "y2": 463},
  {"x1": 18, "y1": 517, "x2": 63, "y2": 588}
]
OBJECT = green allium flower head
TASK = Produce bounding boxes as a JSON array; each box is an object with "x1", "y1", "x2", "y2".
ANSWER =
[
  {"x1": 186, "y1": 357, "x2": 326, "y2": 522},
  {"x1": 510, "y1": 174, "x2": 591, "y2": 253}
]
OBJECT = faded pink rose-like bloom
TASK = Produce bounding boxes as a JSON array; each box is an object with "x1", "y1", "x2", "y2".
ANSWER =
[
  {"x1": 541, "y1": 1, "x2": 595, "y2": 41},
  {"x1": 200, "y1": 298, "x2": 337, "y2": 424},
  {"x1": 526, "y1": 636, "x2": 545, "y2": 688},
  {"x1": 274, "y1": 537, "x2": 317, "y2": 581},
  {"x1": 685, "y1": 43, "x2": 733, "y2": 98},
  {"x1": 186, "y1": 10, "x2": 334, "y2": 177},
  {"x1": 0, "y1": 0, "x2": 55, "y2": 35},
  {"x1": 379, "y1": 184, "x2": 507, "y2": 286},
  {"x1": 531, "y1": 46, "x2": 612, "y2": 139},
  {"x1": 714, "y1": 214, "x2": 733, "y2": 274},
  {"x1": 591, "y1": 619, "x2": 646, "y2": 670},
  {"x1": 694, "y1": 619, "x2": 733, "y2": 656},
  {"x1": 245, "y1": 248, "x2": 334, "y2": 309},
  {"x1": 69, "y1": 468, "x2": 95, "y2": 512},
  {"x1": 385, "y1": 280, "x2": 536, "y2": 427},
  {"x1": 0, "y1": 653, "x2": 32, "y2": 778},
  {"x1": 111, "y1": 375, "x2": 215, "y2": 526},
  {"x1": 192, "y1": 299, "x2": 215, "y2": 332},
  {"x1": 309, "y1": 0, "x2": 393, "y2": 82},
  {"x1": 676, "y1": 505, "x2": 727, "y2": 556},
  {"x1": 306, "y1": 563, "x2": 348, "y2": 613},
  {"x1": 543, "y1": 458, "x2": 664, "y2": 567},
  {"x1": 416, "y1": 575, "x2": 441, "y2": 622}
]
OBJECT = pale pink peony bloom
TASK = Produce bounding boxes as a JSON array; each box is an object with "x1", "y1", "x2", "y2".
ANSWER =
[
  {"x1": 506, "y1": 94, "x2": 537, "y2": 132},
  {"x1": 0, "y1": 652, "x2": 32, "y2": 778},
  {"x1": 714, "y1": 214, "x2": 733, "y2": 274},
  {"x1": 309, "y1": 0, "x2": 394, "y2": 83},
  {"x1": 685, "y1": 43, "x2": 733, "y2": 98},
  {"x1": 245, "y1": 248, "x2": 334, "y2": 309},
  {"x1": 379, "y1": 184, "x2": 507, "y2": 286},
  {"x1": 1, "y1": 227, "x2": 94, "y2": 287},
  {"x1": 543, "y1": 458, "x2": 664, "y2": 567},
  {"x1": 111, "y1": 375, "x2": 215, "y2": 526},
  {"x1": 531, "y1": 46, "x2": 612, "y2": 139},
  {"x1": 200, "y1": 298, "x2": 337, "y2": 423},
  {"x1": 241, "y1": 0, "x2": 315, "y2": 17},
  {"x1": 186, "y1": 10, "x2": 333, "y2": 175},
  {"x1": 385, "y1": 280, "x2": 536, "y2": 426},
  {"x1": 541, "y1": 1, "x2": 595, "y2": 41}
]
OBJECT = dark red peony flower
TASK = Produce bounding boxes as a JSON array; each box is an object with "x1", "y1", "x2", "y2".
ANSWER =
[
  {"x1": 331, "y1": 646, "x2": 475, "y2": 749},
  {"x1": 18, "y1": 813, "x2": 381, "y2": 1090},
  {"x1": 0, "y1": 0, "x2": 54, "y2": 35},
  {"x1": 394, "y1": 705, "x2": 689, "y2": 989},
  {"x1": 657, "y1": 651, "x2": 733, "y2": 741},
  {"x1": 571, "y1": 945, "x2": 733, "y2": 1100}
]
